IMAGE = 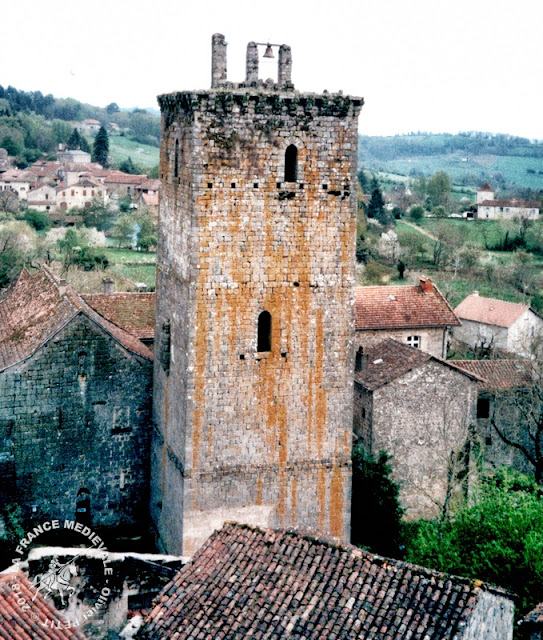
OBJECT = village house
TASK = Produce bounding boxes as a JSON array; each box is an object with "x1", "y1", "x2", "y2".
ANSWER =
[
  {"x1": 56, "y1": 176, "x2": 108, "y2": 210},
  {"x1": 26, "y1": 183, "x2": 58, "y2": 212},
  {"x1": 453, "y1": 292, "x2": 543, "y2": 357},
  {"x1": 454, "y1": 358, "x2": 538, "y2": 478},
  {"x1": 104, "y1": 171, "x2": 147, "y2": 197},
  {"x1": 77, "y1": 118, "x2": 101, "y2": 134},
  {"x1": 355, "y1": 277, "x2": 460, "y2": 358},
  {"x1": 0, "y1": 267, "x2": 153, "y2": 536},
  {"x1": 57, "y1": 147, "x2": 92, "y2": 164},
  {"x1": 0, "y1": 169, "x2": 38, "y2": 200},
  {"x1": 519, "y1": 602, "x2": 543, "y2": 640},
  {"x1": 354, "y1": 339, "x2": 480, "y2": 519},
  {"x1": 476, "y1": 182, "x2": 539, "y2": 220},
  {"x1": 138, "y1": 522, "x2": 514, "y2": 640}
]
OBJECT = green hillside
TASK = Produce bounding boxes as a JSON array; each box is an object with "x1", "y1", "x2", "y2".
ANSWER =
[{"x1": 359, "y1": 133, "x2": 543, "y2": 191}]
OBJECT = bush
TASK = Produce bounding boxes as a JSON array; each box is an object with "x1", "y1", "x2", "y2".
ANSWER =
[
  {"x1": 351, "y1": 445, "x2": 404, "y2": 557},
  {"x1": 409, "y1": 205, "x2": 424, "y2": 222},
  {"x1": 24, "y1": 208, "x2": 51, "y2": 232},
  {"x1": 73, "y1": 246, "x2": 109, "y2": 271},
  {"x1": 432, "y1": 205, "x2": 448, "y2": 218}
]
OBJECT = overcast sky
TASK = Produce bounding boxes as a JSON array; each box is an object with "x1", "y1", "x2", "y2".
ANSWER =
[{"x1": 2, "y1": 0, "x2": 541, "y2": 139}]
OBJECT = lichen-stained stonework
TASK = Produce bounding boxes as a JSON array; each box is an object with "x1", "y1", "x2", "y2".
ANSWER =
[{"x1": 151, "y1": 39, "x2": 363, "y2": 555}]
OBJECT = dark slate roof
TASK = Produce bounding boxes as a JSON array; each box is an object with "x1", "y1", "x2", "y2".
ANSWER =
[
  {"x1": 0, "y1": 572, "x2": 87, "y2": 639},
  {"x1": 355, "y1": 281, "x2": 460, "y2": 331},
  {"x1": 354, "y1": 339, "x2": 480, "y2": 391},
  {"x1": 0, "y1": 268, "x2": 152, "y2": 371},
  {"x1": 453, "y1": 359, "x2": 534, "y2": 390},
  {"x1": 139, "y1": 522, "x2": 512, "y2": 640},
  {"x1": 83, "y1": 292, "x2": 156, "y2": 341}
]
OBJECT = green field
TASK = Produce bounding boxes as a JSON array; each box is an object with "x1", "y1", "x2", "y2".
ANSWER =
[
  {"x1": 108, "y1": 135, "x2": 159, "y2": 170},
  {"x1": 109, "y1": 263, "x2": 156, "y2": 289},
  {"x1": 103, "y1": 247, "x2": 156, "y2": 264}
]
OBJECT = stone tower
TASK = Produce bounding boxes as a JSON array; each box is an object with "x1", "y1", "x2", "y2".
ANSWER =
[{"x1": 152, "y1": 34, "x2": 363, "y2": 555}]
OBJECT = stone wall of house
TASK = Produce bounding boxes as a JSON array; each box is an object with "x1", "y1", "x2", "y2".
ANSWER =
[
  {"x1": 355, "y1": 327, "x2": 447, "y2": 358},
  {"x1": 369, "y1": 360, "x2": 477, "y2": 519},
  {"x1": 0, "y1": 314, "x2": 152, "y2": 535},
  {"x1": 460, "y1": 590, "x2": 514, "y2": 640},
  {"x1": 152, "y1": 84, "x2": 362, "y2": 555},
  {"x1": 509, "y1": 311, "x2": 543, "y2": 356},
  {"x1": 453, "y1": 319, "x2": 508, "y2": 352}
]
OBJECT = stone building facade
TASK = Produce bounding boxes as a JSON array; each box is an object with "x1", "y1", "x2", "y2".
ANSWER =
[
  {"x1": 0, "y1": 269, "x2": 153, "y2": 535},
  {"x1": 354, "y1": 339, "x2": 479, "y2": 519},
  {"x1": 151, "y1": 34, "x2": 363, "y2": 555}
]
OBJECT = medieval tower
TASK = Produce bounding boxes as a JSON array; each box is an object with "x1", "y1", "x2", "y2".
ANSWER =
[{"x1": 152, "y1": 34, "x2": 363, "y2": 555}]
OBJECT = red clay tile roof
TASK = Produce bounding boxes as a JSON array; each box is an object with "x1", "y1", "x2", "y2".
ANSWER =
[
  {"x1": 0, "y1": 268, "x2": 152, "y2": 371},
  {"x1": 355, "y1": 282, "x2": 460, "y2": 330},
  {"x1": 0, "y1": 572, "x2": 87, "y2": 639},
  {"x1": 354, "y1": 339, "x2": 480, "y2": 391},
  {"x1": 83, "y1": 292, "x2": 156, "y2": 340},
  {"x1": 140, "y1": 522, "x2": 512, "y2": 640},
  {"x1": 477, "y1": 183, "x2": 494, "y2": 192},
  {"x1": 137, "y1": 178, "x2": 160, "y2": 191},
  {"x1": 521, "y1": 601, "x2": 543, "y2": 626},
  {"x1": 104, "y1": 172, "x2": 147, "y2": 185},
  {"x1": 454, "y1": 294, "x2": 532, "y2": 328},
  {"x1": 478, "y1": 199, "x2": 540, "y2": 208},
  {"x1": 453, "y1": 359, "x2": 533, "y2": 390}
]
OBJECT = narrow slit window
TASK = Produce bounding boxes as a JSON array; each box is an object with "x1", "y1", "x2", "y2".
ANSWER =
[
  {"x1": 284, "y1": 144, "x2": 298, "y2": 182},
  {"x1": 174, "y1": 139, "x2": 179, "y2": 178},
  {"x1": 257, "y1": 311, "x2": 272, "y2": 352}
]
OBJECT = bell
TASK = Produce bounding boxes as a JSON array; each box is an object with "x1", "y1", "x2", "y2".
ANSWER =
[{"x1": 263, "y1": 43, "x2": 274, "y2": 59}]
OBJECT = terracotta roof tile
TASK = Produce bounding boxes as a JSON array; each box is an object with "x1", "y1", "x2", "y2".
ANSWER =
[
  {"x1": 354, "y1": 339, "x2": 480, "y2": 391},
  {"x1": 83, "y1": 292, "x2": 156, "y2": 340},
  {"x1": 104, "y1": 172, "x2": 147, "y2": 185},
  {"x1": 453, "y1": 359, "x2": 533, "y2": 390},
  {"x1": 140, "y1": 522, "x2": 512, "y2": 640},
  {"x1": 0, "y1": 268, "x2": 152, "y2": 371},
  {"x1": 454, "y1": 294, "x2": 531, "y2": 328},
  {"x1": 355, "y1": 281, "x2": 460, "y2": 331},
  {"x1": 0, "y1": 572, "x2": 87, "y2": 639},
  {"x1": 478, "y1": 199, "x2": 540, "y2": 208},
  {"x1": 477, "y1": 183, "x2": 494, "y2": 192},
  {"x1": 521, "y1": 601, "x2": 543, "y2": 626}
]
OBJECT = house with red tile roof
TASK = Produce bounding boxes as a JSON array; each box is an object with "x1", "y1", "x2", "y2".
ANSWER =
[
  {"x1": 0, "y1": 572, "x2": 88, "y2": 640},
  {"x1": 454, "y1": 358, "x2": 540, "y2": 478},
  {"x1": 0, "y1": 267, "x2": 152, "y2": 535},
  {"x1": 453, "y1": 292, "x2": 543, "y2": 357},
  {"x1": 355, "y1": 277, "x2": 460, "y2": 358},
  {"x1": 476, "y1": 183, "x2": 539, "y2": 220},
  {"x1": 139, "y1": 522, "x2": 514, "y2": 640},
  {"x1": 354, "y1": 339, "x2": 480, "y2": 519}
]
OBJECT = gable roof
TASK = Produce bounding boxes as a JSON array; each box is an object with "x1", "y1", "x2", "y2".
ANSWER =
[
  {"x1": 355, "y1": 281, "x2": 460, "y2": 331},
  {"x1": 354, "y1": 339, "x2": 480, "y2": 391},
  {"x1": 0, "y1": 572, "x2": 87, "y2": 640},
  {"x1": 520, "y1": 601, "x2": 543, "y2": 628},
  {"x1": 0, "y1": 268, "x2": 152, "y2": 372},
  {"x1": 453, "y1": 359, "x2": 534, "y2": 390},
  {"x1": 478, "y1": 199, "x2": 540, "y2": 209},
  {"x1": 140, "y1": 522, "x2": 512, "y2": 640},
  {"x1": 454, "y1": 294, "x2": 533, "y2": 328},
  {"x1": 83, "y1": 292, "x2": 156, "y2": 340},
  {"x1": 477, "y1": 183, "x2": 494, "y2": 192}
]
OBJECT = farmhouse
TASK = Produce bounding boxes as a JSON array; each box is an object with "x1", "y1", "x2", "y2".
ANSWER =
[
  {"x1": 355, "y1": 277, "x2": 460, "y2": 358},
  {"x1": 453, "y1": 292, "x2": 543, "y2": 357},
  {"x1": 354, "y1": 339, "x2": 479, "y2": 519},
  {"x1": 476, "y1": 182, "x2": 539, "y2": 220}
]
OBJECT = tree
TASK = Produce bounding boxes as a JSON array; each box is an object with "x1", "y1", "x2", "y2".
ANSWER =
[
  {"x1": 412, "y1": 175, "x2": 427, "y2": 201},
  {"x1": 111, "y1": 214, "x2": 135, "y2": 248},
  {"x1": 1, "y1": 135, "x2": 22, "y2": 157},
  {"x1": 351, "y1": 445, "x2": 404, "y2": 557},
  {"x1": 92, "y1": 126, "x2": 109, "y2": 167},
  {"x1": 409, "y1": 204, "x2": 424, "y2": 222},
  {"x1": 404, "y1": 468, "x2": 543, "y2": 615},
  {"x1": 136, "y1": 211, "x2": 157, "y2": 251},
  {"x1": 431, "y1": 205, "x2": 448, "y2": 218},
  {"x1": 367, "y1": 187, "x2": 389, "y2": 224},
  {"x1": 24, "y1": 208, "x2": 51, "y2": 232},
  {"x1": 426, "y1": 171, "x2": 451, "y2": 209},
  {"x1": 0, "y1": 221, "x2": 37, "y2": 286},
  {"x1": 106, "y1": 102, "x2": 120, "y2": 114},
  {"x1": 119, "y1": 156, "x2": 141, "y2": 175}
]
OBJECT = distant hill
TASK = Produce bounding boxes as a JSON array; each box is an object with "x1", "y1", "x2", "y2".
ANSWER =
[{"x1": 359, "y1": 133, "x2": 543, "y2": 192}]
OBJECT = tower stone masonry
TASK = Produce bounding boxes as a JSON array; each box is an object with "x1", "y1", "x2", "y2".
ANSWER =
[{"x1": 151, "y1": 34, "x2": 363, "y2": 555}]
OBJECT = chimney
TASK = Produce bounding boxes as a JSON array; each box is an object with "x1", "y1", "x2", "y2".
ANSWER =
[
  {"x1": 473, "y1": 290, "x2": 479, "y2": 297},
  {"x1": 58, "y1": 278, "x2": 67, "y2": 298},
  {"x1": 419, "y1": 276, "x2": 433, "y2": 293},
  {"x1": 211, "y1": 33, "x2": 227, "y2": 88},
  {"x1": 102, "y1": 278, "x2": 114, "y2": 295}
]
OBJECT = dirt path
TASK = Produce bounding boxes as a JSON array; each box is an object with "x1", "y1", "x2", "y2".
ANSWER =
[{"x1": 402, "y1": 220, "x2": 438, "y2": 241}]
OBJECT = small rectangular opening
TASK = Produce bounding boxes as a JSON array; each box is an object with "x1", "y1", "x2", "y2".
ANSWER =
[
  {"x1": 277, "y1": 182, "x2": 282, "y2": 189},
  {"x1": 322, "y1": 184, "x2": 328, "y2": 190},
  {"x1": 231, "y1": 182, "x2": 236, "y2": 188},
  {"x1": 239, "y1": 354, "x2": 245, "y2": 360},
  {"x1": 254, "y1": 183, "x2": 259, "y2": 188},
  {"x1": 208, "y1": 182, "x2": 213, "y2": 188}
]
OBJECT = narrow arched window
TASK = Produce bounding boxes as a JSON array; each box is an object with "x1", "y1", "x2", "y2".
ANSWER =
[
  {"x1": 174, "y1": 139, "x2": 179, "y2": 178},
  {"x1": 355, "y1": 347, "x2": 364, "y2": 372},
  {"x1": 257, "y1": 311, "x2": 272, "y2": 352},
  {"x1": 284, "y1": 144, "x2": 297, "y2": 182},
  {"x1": 75, "y1": 487, "x2": 91, "y2": 525}
]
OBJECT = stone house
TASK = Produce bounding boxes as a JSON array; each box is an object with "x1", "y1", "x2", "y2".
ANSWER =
[
  {"x1": 354, "y1": 339, "x2": 480, "y2": 519},
  {"x1": 355, "y1": 277, "x2": 461, "y2": 358},
  {"x1": 139, "y1": 522, "x2": 514, "y2": 640},
  {"x1": 476, "y1": 182, "x2": 539, "y2": 220},
  {"x1": 0, "y1": 169, "x2": 38, "y2": 200},
  {"x1": 0, "y1": 572, "x2": 88, "y2": 639},
  {"x1": 57, "y1": 148, "x2": 92, "y2": 164},
  {"x1": 104, "y1": 172, "x2": 147, "y2": 197},
  {"x1": 56, "y1": 177, "x2": 108, "y2": 210},
  {"x1": 453, "y1": 292, "x2": 543, "y2": 357},
  {"x1": 0, "y1": 268, "x2": 153, "y2": 536},
  {"x1": 26, "y1": 183, "x2": 58, "y2": 212},
  {"x1": 454, "y1": 359, "x2": 538, "y2": 478}
]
